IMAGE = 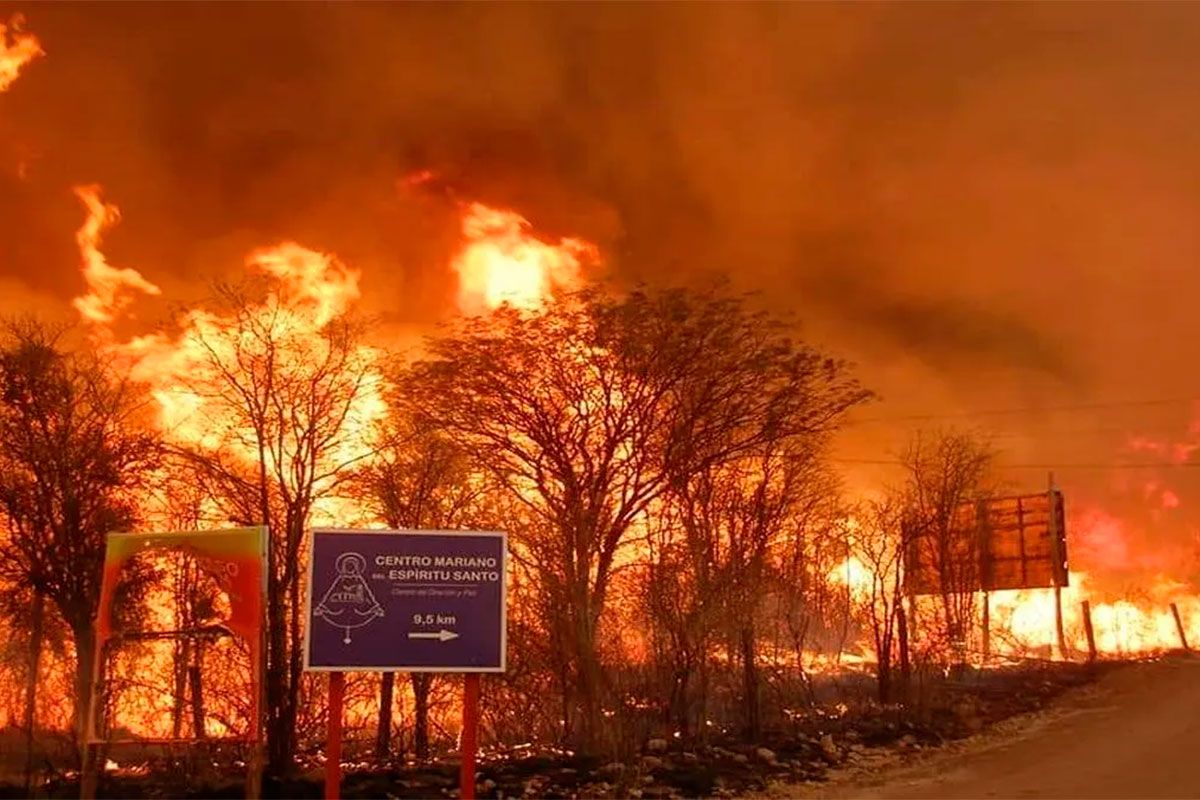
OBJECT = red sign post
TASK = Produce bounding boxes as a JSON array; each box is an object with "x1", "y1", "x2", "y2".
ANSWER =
[
  {"x1": 460, "y1": 673, "x2": 481, "y2": 800},
  {"x1": 306, "y1": 530, "x2": 507, "y2": 800},
  {"x1": 326, "y1": 672, "x2": 346, "y2": 800}
]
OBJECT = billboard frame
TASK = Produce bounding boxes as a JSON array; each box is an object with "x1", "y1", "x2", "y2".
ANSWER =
[{"x1": 302, "y1": 528, "x2": 508, "y2": 673}]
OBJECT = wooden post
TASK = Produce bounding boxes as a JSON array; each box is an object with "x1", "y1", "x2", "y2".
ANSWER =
[
  {"x1": 1081, "y1": 600, "x2": 1097, "y2": 663},
  {"x1": 981, "y1": 591, "x2": 990, "y2": 662},
  {"x1": 1054, "y1": 587, "x2": 1066, "y2": 659},
  {"x1": 460, "y1": 674, "x2": 481, "y2": 800},
  {"x1": 1170, "y1": 602, "x2": 1191, "y2": 651},
  {"x1": 1048, "y1": 473, "x2": 1067, "y2": 660},
  {"x1": 325, "y1": 672, "x2": 345, "y2": 800}
]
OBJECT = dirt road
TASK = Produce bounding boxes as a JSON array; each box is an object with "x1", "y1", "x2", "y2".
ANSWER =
[{"x1": 797, "y1": 655, "x2": 1200, "y2": 800}]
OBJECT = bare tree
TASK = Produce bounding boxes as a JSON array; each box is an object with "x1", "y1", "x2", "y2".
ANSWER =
[
  {"x1": 352, "y1": 409, "x2": 488, "y2": 760},
  {"x1": 769, "y1": 470, "x2": 846, "y2": 703},
  {"x1": 641, "y1": 498, "x2": 717, "y2": 743},
  {"x1": 0, "y1": 573, "x2": 69, "y2": 793},
  {"x1": 900, "y1": 429, "x2": 998, "y2": 664},
  {"x1": 404, "y1": 284, "x2": 867, "y2": 752},
  {"x1": 165, "y1": 281, "x2": 380, "y2": 774},
  {"x1": 0, "y1": 319, "x2": 159, "y2": 766},
  {"x1": 661, "y1": 437, "x2": 843, "y2": 740},
  {"x1": 847, "y1": 498, "x2": 908, "y2": 702}
]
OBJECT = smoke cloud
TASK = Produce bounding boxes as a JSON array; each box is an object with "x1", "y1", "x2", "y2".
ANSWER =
[{"x1": 2, "y1": 3, "x2": 1199, "y2": 579}]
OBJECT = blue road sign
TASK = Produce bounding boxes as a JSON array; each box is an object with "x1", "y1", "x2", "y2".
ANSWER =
[{"x1": 304, "y1": 529, "x2": 506, "y2": 672}]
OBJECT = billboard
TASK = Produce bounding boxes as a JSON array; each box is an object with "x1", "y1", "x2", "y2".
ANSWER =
[
  {"x1": 304, "y1": 529, "x2": 507, "y2": 672},
  {"x1": 904, "y1": 490, "x2": 1067, "y2": 596},
  {"x1": 88, "y1": 527, "x2": 268, "y2": 744}
]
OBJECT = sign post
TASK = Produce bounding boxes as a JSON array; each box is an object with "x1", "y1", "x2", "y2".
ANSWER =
[
  {"x1": 305, "y1": 529, "x2": 507, "y2": 800},
  {"x1": 326, "y1": 672, "x2": 345, "y2": 800},
  {"x1": 461, "y1": 673, "x2": 481, "y2": 800}
]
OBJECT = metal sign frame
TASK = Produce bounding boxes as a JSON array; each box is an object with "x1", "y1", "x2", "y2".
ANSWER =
[{"x1": 904, "y1": 489, "x2": 1068, "y2": 596}]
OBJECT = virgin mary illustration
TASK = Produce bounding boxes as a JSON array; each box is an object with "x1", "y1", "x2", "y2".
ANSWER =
[{"x1": 314, "y1": 552, "x2": 384, "y2": 643}]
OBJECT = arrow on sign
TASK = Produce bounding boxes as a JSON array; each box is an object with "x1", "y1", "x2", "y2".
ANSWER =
[{"x1": 408, "y1": 629, "x2": 459, "y2": 642}]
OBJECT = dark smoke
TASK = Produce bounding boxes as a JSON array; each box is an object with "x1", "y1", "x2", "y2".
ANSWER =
[{"x1": 2, "y1": 2, "x2": 1200, "y2": 575}]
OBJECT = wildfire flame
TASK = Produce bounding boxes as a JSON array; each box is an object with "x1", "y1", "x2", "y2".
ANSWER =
[
  {"x1": 54, "y1": 176, "x2": 1198, "y2": 734},
  {"x1": 67, "y1": 186, "x2": 389, "y2": 735},
  {"x1": 989, "y1": 571, "x2": 1199, "y2": 658},
  {"x1": 452, "y1": 202, "x2": 597, "y2": 314},
  {"x1": 830, "y1": 545, "x2": 1199, "y2": 663},
  {"x1": 0, "y1": 13, "x2": 42, "y2": 93},
  {"x1": 72, "y1": 186, "x2": 386, "y2": 513},
  {"x1": 72, "y1": 185, "x2": 163, "y2": 327}
]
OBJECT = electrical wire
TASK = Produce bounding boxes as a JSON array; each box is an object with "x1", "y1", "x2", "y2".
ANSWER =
[
  {"x1": 831, "y1": 458, "x2": 1200, "y2": 471},
  {"x1": 843, "y1": 396, "x2": 1200, "y2": 427}
]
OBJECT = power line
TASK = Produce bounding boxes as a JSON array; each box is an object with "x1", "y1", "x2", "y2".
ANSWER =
[
  {"x1": 832, "y1": 457, "x2": 1200, "y2": 471},
  {"x1": 843, "y1": 396, "x2": 1200, "y2": 427}
]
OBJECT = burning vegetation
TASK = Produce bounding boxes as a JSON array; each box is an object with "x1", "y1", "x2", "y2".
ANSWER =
[{"x1": 1, "y1": 6, "x2": 1199, "y2": 799}]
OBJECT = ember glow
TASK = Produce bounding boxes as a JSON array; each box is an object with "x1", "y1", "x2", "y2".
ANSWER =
[{"x1": 0, "y1": 13, "x2": 41, "y2": 93}]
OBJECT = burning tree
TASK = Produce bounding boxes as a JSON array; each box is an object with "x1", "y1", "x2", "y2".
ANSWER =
[
  {"x1": 404, "y1": 284, "x2": 867, "y2": 752},
  {"x1": 647, "y1": 438, "x2": 844, "y2": 741},
  {"x1": 353, "y1": 407, "x2": 490, "y2": 760},
  {"x1": 900, "y1": 429, "x2": 999, "y2": 664},
  {"x1": 0, "y1": 320, "x2": 160, "y2": 764},
  {"x1": 129, "y1": 251, "x2": 385, "y2": 775},
  {"x1": 845, "y1": 498, "x2": 909, "y2": 703}
]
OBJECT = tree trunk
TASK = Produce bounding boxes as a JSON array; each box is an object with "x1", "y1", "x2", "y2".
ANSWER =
[
  {"x1": 896, "y1": 599, "x2": 911, "y2": 701},
  {"x1": 189, "y1": 643, "x2": 205, "y2": 739},
  {"x1": 74, "y1": 623, "x2": 100, "y2": 800},
  {"x1": 558, "y1": 648, "x2": 573, "y2": 745},
  {"x1": 740, "y1": 626, "x2": 760, "y2": 741},
  {"x1": 673, "y1": 666, "x2": 690, "y2": 743},
  {"x1": 573, "y1": 646, "x2": 604, "y2": 754},
  {"x1": 376, "y1": 672, "x2": 395, "y2": 761},
  {"x1": 172, "y1": 639, "x2": 188, "y2": 738},
  {"x1": 412, "y1": 673, "x2": 432, "y2": 760},
  {"x1": 265, "y1": 566, "x2": 289, "y2": 776},
  {"x1": 286, "y1": 568, "x2": 303, "y2": 768},
  {"x1": 22, "y1": 590, "x2": 44, "y2": 797},
  {"x1": 877, "y1": 659, "x2": 892, "y2": 704}
]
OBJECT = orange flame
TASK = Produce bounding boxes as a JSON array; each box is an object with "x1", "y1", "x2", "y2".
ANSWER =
[
  {"x1": 0, "y1": 13, "x2": 42, "y2": 93},
  {"x1": 71, "y1": 185, "x2": 162, "y2": 327},
  {"x1": 989, "y1": 571, "x2": 1199, "y2": 657},
  {"x1": 66, "y1": 189, "x2": 391, "y2": 734},
  {"x1": 829, "y1": 502, "x2": 1199, "y2": 663},
  {"x1": 72, "y1": 187, "x2": 386, "y2": 518},
  {"x1": 452, "y1": 202, "x2": 597, "y2": 315}
]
